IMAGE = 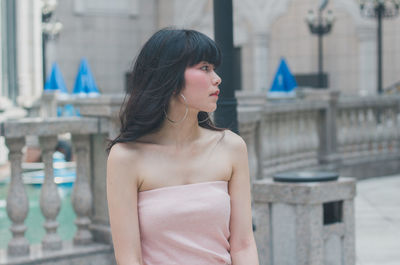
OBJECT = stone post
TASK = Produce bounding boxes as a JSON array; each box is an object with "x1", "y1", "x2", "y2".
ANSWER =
[
  {"x1": 39, "y1": 135, "x2": 62, "y2": 251},
  {"x1": 5, "y1": 137, "x2": 30, "y2": 256},
  {"x1": 72, "y1": 95, "x2": 124, "y2": 244},
  {"x1": 72, "y1": 134, "x2": 94, "y2": 245},
  {"x1": 253, "y1": 177, "x2": 356, "y2": 265},
  {"x1": 40, "y1": 92, "x2": 58, "y2": 118}
]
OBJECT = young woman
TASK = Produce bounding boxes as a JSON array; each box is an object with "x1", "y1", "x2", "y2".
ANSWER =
[{"x1": 107, "y1": 28, "x2": 259, "y2": 265}]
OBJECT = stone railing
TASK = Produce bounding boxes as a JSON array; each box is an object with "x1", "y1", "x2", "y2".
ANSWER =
[
  {"x1": 36, "y1": 91, "x2": 400, "y2": 181},
  {"x1": 237, "y1": 91, "x2": 400, "y2": 181},
  {"x1": 0, "y1": 117, "x2": 115, "y2": 265},
  {"x1": 337, "y1": 97, "x2": 400, "y2": 175}
]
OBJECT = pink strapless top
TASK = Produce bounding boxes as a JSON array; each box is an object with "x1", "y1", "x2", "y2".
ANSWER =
[{"x1": 138, "y1": 181, "x2": 232, "y2": 265}]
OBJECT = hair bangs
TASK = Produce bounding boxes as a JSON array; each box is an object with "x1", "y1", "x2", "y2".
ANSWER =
[{"x1": 185, "y1": 31, "x2": 221, "y2": 68}]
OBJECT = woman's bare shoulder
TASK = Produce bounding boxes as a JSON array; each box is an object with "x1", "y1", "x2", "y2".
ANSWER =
[
  {"x1": 108, "y1": 142, "x2": 142, "y2": 163},
  {"x1": 107, "y1": 142, "x2": 144, "y2": 184},
  {"x1": 220, "y1": 129, "x2": 247, "y2": 152}
]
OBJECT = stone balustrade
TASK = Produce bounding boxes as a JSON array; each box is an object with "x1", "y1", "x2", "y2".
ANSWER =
[
  {"x1": 337, "y1": 96, "x2": 400, "y2": 163},
  {"x1": 0, "y1": 117, "x2": 114, "y2": 265},
  {"x1": 238, "y1": 92, "x2": 400, "y2": 181},
  {"x1": 38, "y1": 91, "x2": 400, "y2": 181}
]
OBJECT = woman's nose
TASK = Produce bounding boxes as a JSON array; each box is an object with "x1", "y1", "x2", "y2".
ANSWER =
[{"x1": 213, "y1": 72, "x2": 222, "y2": 86}]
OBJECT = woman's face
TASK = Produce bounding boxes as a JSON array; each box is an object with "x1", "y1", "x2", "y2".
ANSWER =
[{"x1": 180, "y1": 61, "x2": 221, "y2": 113}]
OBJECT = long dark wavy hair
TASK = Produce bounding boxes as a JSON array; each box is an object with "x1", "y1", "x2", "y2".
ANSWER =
[{"x1": 107, "y1": 28, "x2": 225, "y2": 152}]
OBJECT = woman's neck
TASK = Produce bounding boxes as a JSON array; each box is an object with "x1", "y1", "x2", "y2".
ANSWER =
[{"x1": 157, "y1": 109, "x2": 202, "y2": 148}]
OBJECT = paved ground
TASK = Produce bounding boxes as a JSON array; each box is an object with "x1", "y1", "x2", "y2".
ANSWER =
[{"x1": 355, "y1": 174, "x2": 400, "y2": 265}]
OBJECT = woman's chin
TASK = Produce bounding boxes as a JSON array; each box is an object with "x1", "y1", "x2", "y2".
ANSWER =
[{"x1": 208, "y1": 105, "x2": 217, "y2": 113}]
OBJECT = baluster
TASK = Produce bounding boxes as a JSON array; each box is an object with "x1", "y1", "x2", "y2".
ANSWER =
[
  {"x1": 390, "y1": 108, "x2": 398, "y2": 152},
  {"x1": 375, "y1": 108, "x2": 385, "y2": 154},
  {"x1": 298, "y1": 111, "x2": 308, "y2": 159},
  {"x1": 304, "y1": 111, "x2": 315, "y2": 161},
  {"x1": 395, "y1": 110, "x2": 400, "y2": 152},
  {"x1": 266, "y1": 113, "x2": 279, "y2": 177},
  {"x1": 287, "y1": 112, "x2": 297, "y2": 167},
  {"x1": 292, "y1": 111, "x2": 302, "y2": 169},
  {"x1": 39, "y1": 135, "x2": 62, "y2": 251},
  {"x1": 289, "y1": 111, "x2": 300, "y2": 169},
  {"x1": 343, "y1": 109, "x2": 352, "y2": 155},
  {"x1": 359, "y1": 109, "x2": 369, "y2": 156},
  {"x1": 367, "y1": 108, "x2": 376, "y2": 154},
  {"x1": 310, "y1": 111, "x2": 319, "y2": 164},
  {"x1": 284, "y1": 112, "x2": 292, "y2": 163},
  {"x1": 261, "y1": 115, "x2": 271, "y2": 162},
  {"x1": 381, "y1": 108, "x2": 391, "y2": 153},
  {"x1": 349, "y1": 109, "x2": 358, "y2": 155},
  {"x1": 263, "y1": 114, "x2": 271, "y2": 176},
  {"x1": 5, "y1": 137, "x2": 30, "y2": 256},
  {"x1": 72, "y1": 134, "x2": 93, "y2": 245},
  {"x1": 355, "y1": 109, "x2": 364, "y2": 154},
  {"x1": 301, "y1": 111, "x2": 311, "y2": 160},
  {"x1": 271, "y1": 113, "x2": 279, "y2": 166},
  {"x1": 277, "y1": 113, "x2": 288, "y2": 172},
  {"x1": 337, "y1": 109, "x2": 346, "y2": 154}
]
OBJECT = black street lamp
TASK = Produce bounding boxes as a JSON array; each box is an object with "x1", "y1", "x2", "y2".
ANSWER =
[
  {"x1": 41, "y1": 0, "x2": 62, "y2": 85},
  {"x1": 213, "y1": 0, "x2": 238, "y2": 134},
  {"x1": 360, "y1": 0, "x2": 399, "y2": 94},
  {"x1": 306, "y1": 1, "x2": 335, "y2": 88}
]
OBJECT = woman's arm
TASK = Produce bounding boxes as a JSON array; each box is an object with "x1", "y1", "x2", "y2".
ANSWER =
[
  {"x1": 226, "y1": 131, "x2": 259, "y2": 265},
  {"x1": 107, "y1": 144, "x2": 143, "y2": 265}
]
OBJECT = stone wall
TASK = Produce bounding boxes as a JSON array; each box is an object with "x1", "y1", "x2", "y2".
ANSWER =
[{"x1": 49, "y1": 0, "x2": 157, "y2": 94}]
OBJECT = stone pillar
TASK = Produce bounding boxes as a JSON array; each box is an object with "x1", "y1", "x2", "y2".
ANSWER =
[
  {"x1": 317, "y1": 90, "x2": 341, "y2": 167},
  {"x1": 253, "y1": 33, "x2": 270, "y2": 92},
  {"x1": 39, "y1": 135, "x2": 62, "y2": 251},
  {"x1": 16, "y1": 0, "x2": 43, "y2": 107},
  {"x1": 253, "y1": 199, "x2": 271, "y2": 264},
  {"x1": 253, "y1": 177, "x2": 356, "y2": 265},
  {"x1": 72, "y1": 134, "x2": 93, "y2": 245},
  {"x1": 238, "y1": 106, "x2": 263, "y2": 182},
  {"x1": 356, "y1": 25, "x2": 377, "y2": 96},
  {"x1": 89, "y1": 132, "x2": 111, "y2": 243},
  {"x1": 5, "y1": 137, "x2": 30, "y2": 256},
  {"x1": 342, "y1": 199, "x2": 356, "y2": 265}
]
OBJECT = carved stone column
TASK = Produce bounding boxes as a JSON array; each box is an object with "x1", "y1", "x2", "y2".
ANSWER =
[
  {"x1": 39, "y1": 135, "x2": 62, "y2": 251},
  {"x1": 253, "y1": 32, "x2": 270, "y2": 92},
  {"x1": 16, "y1": 0, "x2": 43, "y2": 107},
  {"x1": 237, "y1": 0, "x2": 292, "y2": 92},
  {"x1": 5, "y1": 137, "x2": 30, "y2": 256},
  {"x1": 356, "y1": 25, "x2": 377, "y2": 96},
  {"x1": 72, "y1": 134, "x2": 93, "y2": 245}
]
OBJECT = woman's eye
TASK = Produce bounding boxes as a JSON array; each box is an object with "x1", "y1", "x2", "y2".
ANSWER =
[{"x1": 200, "y1": 65, "x2": 209, "y2": 71}]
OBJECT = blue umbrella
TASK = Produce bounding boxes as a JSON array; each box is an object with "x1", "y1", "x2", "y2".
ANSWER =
[
  {"x1": 73, "y1": 58, "x2": 100, "y2": 97},
  {"x1": 44, "y1": 62, "x2": 69, "y2": 96},
  {"x1": 268, "y1": 57, "x2": 297, "y2": 98}
]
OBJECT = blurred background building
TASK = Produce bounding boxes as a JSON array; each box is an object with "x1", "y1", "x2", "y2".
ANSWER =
[{"x1": 1, "y1": 0, "x2": 400, "y2": 107}]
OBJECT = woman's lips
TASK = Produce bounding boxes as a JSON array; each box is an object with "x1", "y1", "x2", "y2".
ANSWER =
[{"x1": 210, "y1": 90, "x2": 220, "y2": 96}]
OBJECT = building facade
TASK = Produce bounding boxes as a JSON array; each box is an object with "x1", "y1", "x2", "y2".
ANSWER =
[{"x1": 1, "y1": 0, "x2": 400, "y2": 107}]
